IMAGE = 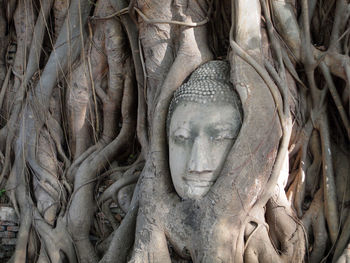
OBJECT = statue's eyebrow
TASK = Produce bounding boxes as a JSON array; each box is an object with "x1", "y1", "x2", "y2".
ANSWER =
[
  {"x1": 210, "y1": 122, "x2": 235, "y2": 131},
  {"x1": 172, "y1": 127, "x2": 191, "y2": 136},
  {"x1": 206, "y1": 126, "x2": 235, "y2": 137}
]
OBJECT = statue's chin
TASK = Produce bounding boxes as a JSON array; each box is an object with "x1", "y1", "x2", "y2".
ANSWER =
[{"x1": 181, "y1": 182, "x2": 213, "y2": 200}]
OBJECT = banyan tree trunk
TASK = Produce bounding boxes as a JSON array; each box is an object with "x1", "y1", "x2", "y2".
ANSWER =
[{"x1": 0, "y1": 0, "x2": 348, "y2": 262}]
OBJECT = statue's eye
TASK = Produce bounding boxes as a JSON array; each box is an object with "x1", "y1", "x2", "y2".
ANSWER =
[
  {"x1": 212, "y1": 133, "x2": 235, "y2": 142},
  {"x1": 174, "y1": 134, "x2": 190, "y2": 143},
  {"x1": 172, "y1": 128, "x2": 191, "y2": 144},
  {"x1": 214, "y1": 136, "x2": 228, "y2": 141}
]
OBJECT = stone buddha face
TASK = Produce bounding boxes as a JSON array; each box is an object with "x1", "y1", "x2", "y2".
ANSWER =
[{"x1": 167, "y1": 61, "x2": 242, "y2": 200}]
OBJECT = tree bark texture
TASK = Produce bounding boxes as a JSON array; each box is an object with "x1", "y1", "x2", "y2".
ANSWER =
[{"x1": 0, "y1": 0, "x2": 349, "y2": 262}]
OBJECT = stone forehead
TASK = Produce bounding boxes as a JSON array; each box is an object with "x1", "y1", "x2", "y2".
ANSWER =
[{"x1": 167, "y1": 60, "x2": 242, "y2": 134}]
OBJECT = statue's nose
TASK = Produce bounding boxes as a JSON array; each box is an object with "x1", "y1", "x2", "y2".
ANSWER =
[{"x1": 188, "y1": 137, "x2": 212, "y2": 173}]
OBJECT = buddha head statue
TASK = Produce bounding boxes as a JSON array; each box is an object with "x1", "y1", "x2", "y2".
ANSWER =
[{"x1": 167, "y1": 60, "x2": 243, "y2": 200}]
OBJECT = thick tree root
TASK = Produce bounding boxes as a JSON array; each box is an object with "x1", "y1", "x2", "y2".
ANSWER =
[{"x1": 0, "y1": 0, "x2": 349, "y2": 262}]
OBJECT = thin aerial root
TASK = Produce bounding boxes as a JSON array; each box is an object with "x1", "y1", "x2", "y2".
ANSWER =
[
  {"x1": 328, "y1": 0, "x2": 348, "y2": 51},
  {"x1": 112, "y1": 0, "x2": 149, "y2": 153},
  {"x1": 0, "y1": 66, "x2": 11, "y2": 110},
  {"x1": 25, "y1": 0, "x2": 54, "y2": 82},
  {"x1": 319, "y1": 114, "x2": 339, "y2": 244},
  {"x1": 90, "y1": 7, "x2": 128, "y2": 20},
  {"x1": 319, "y1": 62, "x2": 350, "y2": 140},
  {"x1": 134, "y1": 7, "x2": 210, "y2": 27},
  {"x1": 293, "y1": 126, "x2": 315, "y2": 216},
  {"x1": 100, "y1": 201, "x2": 139, "y2": 263},
  {"x1": 101, "y1": 199, "x2": 119, "y2": 230},
  {"x1": 98, "y1": 170, "x2": 140, "y2": 205},
  {"x1": 14, "y1": 209, "x2": 32, "y2": 262},
  {"x1": 333, "y1": 212, "x2": 350, "y2": 262}
]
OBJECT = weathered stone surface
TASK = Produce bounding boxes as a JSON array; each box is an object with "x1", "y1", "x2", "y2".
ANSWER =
[
  {"x1": 0, "y1": 220, "x2": 16, "y2": 226},
  {"x1": 1, "y1": 244, "x2": 16, "y2": 251},
  {"x1": 0, "y1": 207, "x2": 18, "y2": 261},
  {"x1": 1, "y1": 238, "x2": 17, "y2": 246},
  {"x1": 6, "y1": 225, "x2": 19, "y2": 232},
  {"x1": 0, "y1": 207, "x2": 18, "y2": 223},
  {"x1": 0, "y1": 231, "x2": 16, "y2": 238}
]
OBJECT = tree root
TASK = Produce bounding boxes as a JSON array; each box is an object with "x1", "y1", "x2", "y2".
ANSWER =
[
  {"x1": 319, "y1": 113, "x2": 339, "y2": 244},
  {"x1": 305, "y1": 130, "x2": 322, "y2": 200},
  {"x1": 100, "y1": 200, "x2": 139, "y2": 263},
  {"x1": 266, "y1": 187, "x2": 305, "y2": 262},
  {"x1": 134, "y1": 7, "x2": 210, "y2": 27},
  {"x1": 34, "y1": 214, "x2": 78, "y2": 263},
  {"x1": 110, "y1": 0, "x2": 149, "y2": 155},
  {"x1": 302, "y1": 189, "x2": 328, "y2": 263},
  {"x1": 1, "y1": 0, "x2": 349, "y2": 262},
  {"x1": 98, "y1": 162, "x2": 143, "y2": 205},
  {"x1": 66, "y1": 50, "x2": 137, "y2": 261},
  {"x1": 53, "y1": 0, "x2": 70, "y2": 40},
  {"x1": 244, "y1": 222, "x2": 281, "y2": 263}
]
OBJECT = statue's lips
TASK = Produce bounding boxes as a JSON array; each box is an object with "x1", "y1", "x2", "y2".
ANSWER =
[{"x1": 184, "y1": 174, "x2": 215, "y2": 187}]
